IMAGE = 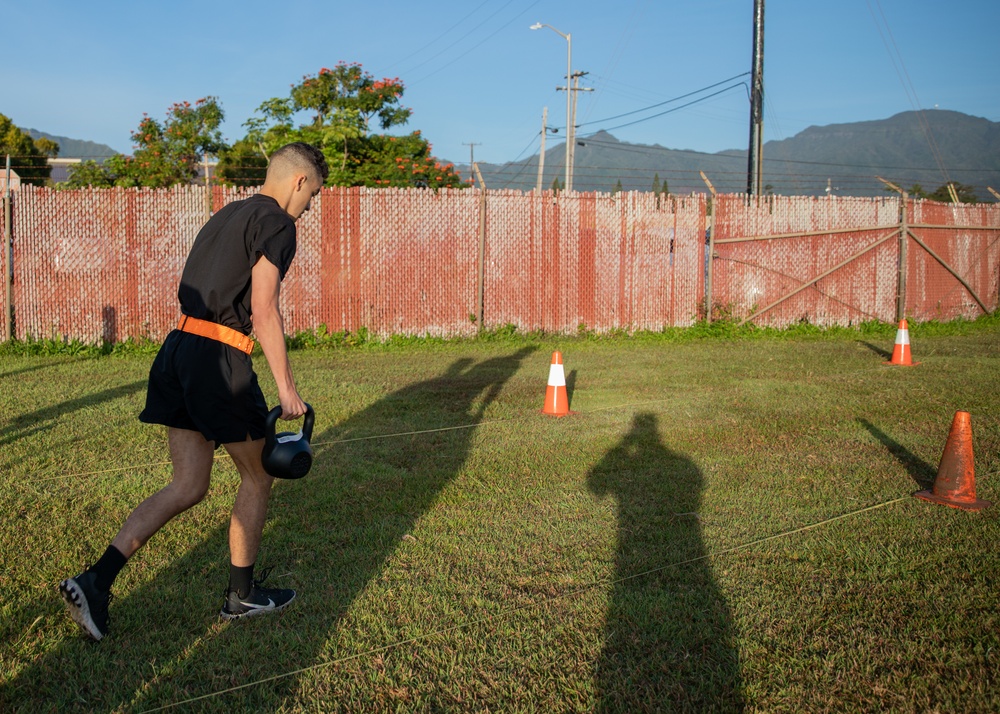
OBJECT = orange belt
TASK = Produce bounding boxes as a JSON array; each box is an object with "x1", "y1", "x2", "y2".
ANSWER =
[{"x1": 177, "y1": 315, "x2": 255, "y2": 355}]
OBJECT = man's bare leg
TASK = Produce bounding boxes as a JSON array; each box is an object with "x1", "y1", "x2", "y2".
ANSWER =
[
  {"x1": 219, "y1": 437, "x2": 295, "y2": 619},
  {"x1": 223, "y1": 437, "x2": 275, "y2": 567},
  {"x1": 61, "y1": 427, "x2": 214, "y2": 640},
  {"x1": 111, "y1": 427, "x2": 215, "y2": 558}
]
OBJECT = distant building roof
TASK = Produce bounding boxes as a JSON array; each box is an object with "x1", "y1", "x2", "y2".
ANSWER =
[
  {"x1": 1, "y1": 168, "x2": 21, "y2": 193},
  {"x1": 48, "y1": 158, "x2": 82, "y2": 184}
]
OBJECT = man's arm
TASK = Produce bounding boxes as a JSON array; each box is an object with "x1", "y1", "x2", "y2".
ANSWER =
[{"x1": 250, "y1": 256, "x2": 307, "y2": 419}]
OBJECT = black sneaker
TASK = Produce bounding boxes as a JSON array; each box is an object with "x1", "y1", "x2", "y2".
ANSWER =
[
  {"x1": 59, "y1": 571, "x2": 111, "y2": 641},
  {"x1": 220, "y1": 583, "x2": 296, "y2": 620}
]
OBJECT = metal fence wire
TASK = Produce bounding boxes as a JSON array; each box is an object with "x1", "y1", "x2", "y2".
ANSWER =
[{"x1": 1, "y1": 186, "x2": 997, "y2": 344}]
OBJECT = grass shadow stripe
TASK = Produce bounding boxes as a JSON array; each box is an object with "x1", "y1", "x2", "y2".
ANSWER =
[{"x1": 136, "y1": 495, "x2": 909, "y2": 712}]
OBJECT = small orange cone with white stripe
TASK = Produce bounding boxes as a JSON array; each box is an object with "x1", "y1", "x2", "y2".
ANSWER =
[
  {"x1": 914, "y1": 411, "x2": 991, "y2": 511},
  {"x1": 884, "y1": 319, "x2": 918, "y2": 366},
  {"x1": 542, "y1": 351, "x2": 574, "y2": 417}
]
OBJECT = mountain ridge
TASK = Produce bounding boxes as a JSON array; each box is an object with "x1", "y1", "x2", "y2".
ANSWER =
[
  {"x1": 458, "y1": 110, "x2": 1000, "y2": 199},
  {"x1": 25, "y1": 129, "x2": 118, "y2": 160}
]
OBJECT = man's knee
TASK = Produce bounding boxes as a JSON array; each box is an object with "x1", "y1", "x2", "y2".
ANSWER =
[{"x1": 170, "y1": 480, "x2": 210, "y2": 510}]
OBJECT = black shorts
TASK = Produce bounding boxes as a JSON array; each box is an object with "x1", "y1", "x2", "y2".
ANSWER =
[{"x1": 139, "y1": 330, "x2": 268, "y2": 445}]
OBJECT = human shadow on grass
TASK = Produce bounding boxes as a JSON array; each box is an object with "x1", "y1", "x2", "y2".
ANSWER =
[
  {"x1": 857, "y1": 418, "x2": 936, "y2": 489},
  {"x1": 3, "y1": 349, "x2": 534, "y2": 712},
  {"x1": 0, "y1": 358, "x2": 75, "y2": 381},
  {"x1": 588, "y1": 412, "x2": 744, "y2": 712},
  {"x1": 0, "y1": 380, "x2": 147, "y2": 448}
]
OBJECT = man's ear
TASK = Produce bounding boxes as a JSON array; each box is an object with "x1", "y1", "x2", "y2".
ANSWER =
[{"x1": 294, "y1": 173, "x2": 308, "y2": 191}]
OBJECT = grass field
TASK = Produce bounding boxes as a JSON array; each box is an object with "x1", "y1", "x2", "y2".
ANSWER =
[{"x1": 1, "y1": 320, "x2": 998, "y2": 712}]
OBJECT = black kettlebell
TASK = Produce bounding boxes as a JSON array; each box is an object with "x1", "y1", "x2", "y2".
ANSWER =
[{"x1": 261, "y1": 403, "x2": 315, "y2": 479}]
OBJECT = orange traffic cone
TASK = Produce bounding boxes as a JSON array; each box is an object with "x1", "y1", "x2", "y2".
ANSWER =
[
  {"x1": 914, "y1": 411, "x2": 992, "y2": 511},
  {"x1": 884, "y1": 319, "x2": 918, "y2": 366},
  {"x1": 542, "y1": 351, "x2": 574, "y2": 417}
]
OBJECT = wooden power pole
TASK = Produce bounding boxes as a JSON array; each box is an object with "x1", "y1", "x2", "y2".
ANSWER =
[{"x1": 747, "y1": 0, "x2": 765, "y2": 196}]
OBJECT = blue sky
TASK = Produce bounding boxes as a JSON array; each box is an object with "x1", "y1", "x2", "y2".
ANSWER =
[{"x1": 4, "y1": 0, "x2": 998, "y2": 165}]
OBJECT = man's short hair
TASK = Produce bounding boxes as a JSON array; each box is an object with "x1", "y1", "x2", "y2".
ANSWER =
[{"x1": 268, "y1": 142, "x2": 330, "y2": 183}]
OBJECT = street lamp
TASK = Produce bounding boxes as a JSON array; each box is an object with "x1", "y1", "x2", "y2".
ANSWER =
[{"x1": 530, "y1": 22, "x2": 573, "y2": 192}]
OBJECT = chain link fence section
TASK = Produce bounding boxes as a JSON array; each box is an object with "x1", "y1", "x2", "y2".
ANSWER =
[
  {"x1": 13, "y1": 186, "x2": 204, "y2": 343},
  {"x1": 485, "y1": 190, "x2": 705, "y2": 333},
  {"x1": 222, "y1": 186, "x2": 480, "y2": 339},
  {"x1": 5, "y1": 187, "x2": 998, "y2": 344}
]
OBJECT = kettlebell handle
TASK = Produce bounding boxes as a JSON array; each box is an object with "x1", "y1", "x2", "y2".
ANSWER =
[{"x1": 265, "y1": 403, "x2": 314, "y2": 443}]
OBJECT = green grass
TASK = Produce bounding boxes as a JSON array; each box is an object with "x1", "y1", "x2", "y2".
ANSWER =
[{"x1": 0, "y1": 320, "x2": 998, "y2": 712}]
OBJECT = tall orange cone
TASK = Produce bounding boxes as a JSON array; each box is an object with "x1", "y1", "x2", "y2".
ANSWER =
[
  {"x1": 884, "y1": 319, "x2": 918, "y2": 366},
  {"x1": 542, "y1": 351, "x2": 574, "y2": 417},
  {"x1": 914, "y1": 411, "x2": 992, "y2": 511}
]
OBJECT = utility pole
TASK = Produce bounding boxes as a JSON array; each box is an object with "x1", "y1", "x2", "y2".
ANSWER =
[
  {"x1": 531, "y1": 23, "x2": 572, "y2": 192},
  {"x1": 463, "y1": 142, "x2": 481, "y2": 185},
  {"x1": 537, "y1": 107, "x2": 548, "y2": 192},
  {"x1": 552, "y1": 66, "x2": 573, "y2": 190},
  {"x1": 568, "y1": 71, "x2": 593, "y2": 193},
  {"x1": 747, "y1": 0, "x2": 765, "y2": 196}
]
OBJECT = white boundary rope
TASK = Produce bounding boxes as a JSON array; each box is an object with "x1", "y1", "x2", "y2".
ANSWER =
[{"x1": 138, "y1": 496, "x2": 910, "y2": 712}]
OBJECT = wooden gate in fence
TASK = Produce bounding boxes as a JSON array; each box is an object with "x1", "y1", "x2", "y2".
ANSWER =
[{"x1": 707, "y1": 194, "x2": 999, "y2": 327}]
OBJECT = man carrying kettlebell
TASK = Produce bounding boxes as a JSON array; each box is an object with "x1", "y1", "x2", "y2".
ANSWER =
[{"x1": 59, "y1": 142, "x2": 329, "y2": 641}]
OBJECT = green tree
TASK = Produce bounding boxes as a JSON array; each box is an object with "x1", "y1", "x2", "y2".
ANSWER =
[
  {"x1": 221, "y1": 63, "x2": 464, "y2": 189},
  {"x1": 214, "y1": 137, "x2": 268, "y2": 187},
  {"x1": 612, "y1": 179, "x2": 623, "y2": 194},
  {"x1": 0, "y1": 113, "x2": 56, "y2": 185},
  {"x1": 661, "y1": 177, "x2": 669, "y2": 195},
  {"x1": 651, "y1": 173, "x2": 661, "y2": 194},
  {"x1": 928, "y1": 182, "x2": 978, "y2": 204},
  {"x1": 551, "y1": 176, "x2": 563, "y2": 192},
  {"x1": 892, "y1": 181, "x2": 978, "y2": 203},
  {"x1": 64, "y1": 97, "x2": 226, "y2": 189}
]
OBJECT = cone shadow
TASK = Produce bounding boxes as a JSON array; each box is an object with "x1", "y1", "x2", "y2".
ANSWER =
[
  {"x1": 857, "y1": 341, "x2": 892, "y2": 359},
  {"x1": 857, "y1": 418, "x2": 936, "y2": 488},
  {"x1": 565, "y1": 368, "x2": 577, "y2": 408}
]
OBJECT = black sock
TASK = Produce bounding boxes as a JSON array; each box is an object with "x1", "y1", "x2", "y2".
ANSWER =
[
  {"x1": 229, "y1": 563, "x2": 255, "y2": 598},
  {"x1": 88, "y1": 545, "x2": 127, "y2": 591}
]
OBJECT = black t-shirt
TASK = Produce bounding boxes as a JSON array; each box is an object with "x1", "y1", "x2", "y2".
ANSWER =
[{"x1": 178, "y1": 194, "x2": 296, "y2": 335}]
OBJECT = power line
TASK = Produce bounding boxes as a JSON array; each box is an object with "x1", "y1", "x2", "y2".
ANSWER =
[
  {"x1": 571, "y1": 137, "x2": 997, "y2": 175},
  {"x1": 580, "y1": 83, "x2": 748, "y2": 135},
  {"x1": 404, "y1": 0, "x2": 544, "y2": 86},
  {"x1": 579, "y1": 72, "x2": 751, "y2": 128},
  {"x1": 866, "y1": 0, "x2": 952, "y2": 190},
  {"x1": 381, "y1": 0, "x2": 492, "y2": 73}
]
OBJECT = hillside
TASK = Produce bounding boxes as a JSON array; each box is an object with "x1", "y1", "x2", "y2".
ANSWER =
[
  {"x1": 25, "y1": 129, "x2": 118, "y2": 160},
  {"x1": 462, "y1": 110, "x2": 1000, "y2": 199}
]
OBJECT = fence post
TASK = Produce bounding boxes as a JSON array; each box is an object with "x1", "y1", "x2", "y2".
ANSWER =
[
  {"x1": 4, "y1": 154, "x2": 12, "y2": 342},
  {"x1": 896, "y1": 191, "x2": 909, "y2": 323},
  {"x1": 473, "y1": 163, "x2": 487, "y2": 332},
  {"x1": 877, "y1": 177, "x2": 909, "y2": 323},
  {"x1": 700, "y1": 171, "x2": 717, "y2": 322}
]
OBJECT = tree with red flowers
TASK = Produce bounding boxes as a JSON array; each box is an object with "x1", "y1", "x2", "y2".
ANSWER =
[{"x1": 218, "y1": 63, "x2": 465, "y2": 189}]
